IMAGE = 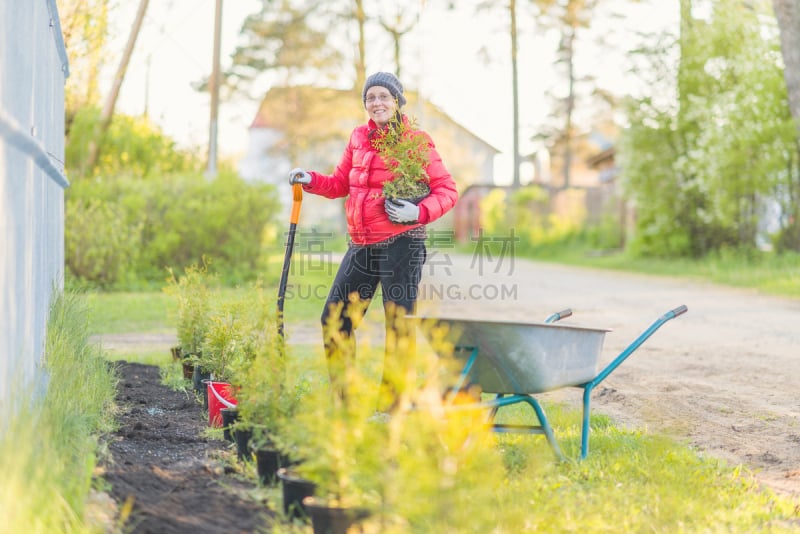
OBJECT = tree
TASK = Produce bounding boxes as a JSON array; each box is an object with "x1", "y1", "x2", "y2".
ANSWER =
[
  {"x1": 379, "y1": 5, "x2": 422, "y2": 79},
  {"x1": 771, "y1": 0, "x2": 800, "y2": 250},
  {"x1": 83, "y1": 0, "x2": 150, "y2": 175},
  {"x1": 531, "y1": 0, "x2": 603, "y2": 190},
  {"x1": 472, "y1": 0, "x2": 529, "y2": 188},
  {"x1": 622, "y1": 0, "x2": 795, "y2": 256},
  {"x1": 511, "y1": 0, "x2": 521, "y2": 188},
  {"x1": 772, "y1": 0, "x2": 800, "y2": 137},
  {"x1": 223, "y1": 1, "x2": 344, "y2": 98},
  {"x1": 352, "y1": 0, "x2": 367, "y2": 91},
  {"x1": 59, "y1": 0, "x2": 110, "y2": 132}
]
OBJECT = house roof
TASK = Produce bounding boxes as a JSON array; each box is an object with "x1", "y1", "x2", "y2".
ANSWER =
[
  {"x1": 248, "y1": 85, "x2": 500, "y2": 154},
  {"x1": 586, "y1": 146, "x2": 615, "y2": 167}
]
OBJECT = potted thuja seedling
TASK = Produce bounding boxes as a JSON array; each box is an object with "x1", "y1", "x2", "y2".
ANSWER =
[
  {"x1": 280, "y1": 303, "x2": 412, "y2": 532},
  {"x1": 372, "y1": 114, "x2": 432, "y2": 208},
  {"x1": 236, "y1": 331, "x2": 306, "y2": 480},
  {"x1": 197, "y1": 297, "x2": 252, "y2": 428},
  {"x1": 232, "y1": 281, "x2": 309, "y2": 472},
  {"x1": 290, "y1": 314, "x2": 507, "y2": 532},
  {"x1": 285, "y1": 376, "x2": 379, "y2": 532},
  {"x1": 164, "y1": 260, "x2": 215, "y2": 386}
]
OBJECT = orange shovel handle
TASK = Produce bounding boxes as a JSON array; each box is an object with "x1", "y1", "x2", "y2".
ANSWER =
[{"x1": 290, "y1": 183, "x2": 303, "y2": 225}]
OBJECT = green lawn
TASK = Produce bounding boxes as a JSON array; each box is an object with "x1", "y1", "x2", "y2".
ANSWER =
[{"x1": 525, "y1": 245, "x2": 800, "y2": 299}]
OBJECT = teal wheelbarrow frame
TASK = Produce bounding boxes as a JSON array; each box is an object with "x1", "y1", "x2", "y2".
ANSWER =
[{"x1": 438, "y1": 305, "x2": 688, "y2": 460}]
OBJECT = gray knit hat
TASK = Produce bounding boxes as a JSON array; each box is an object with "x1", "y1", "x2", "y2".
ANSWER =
[{"x1": 362, "y1": 72, "x2": 406, "y2": 107}]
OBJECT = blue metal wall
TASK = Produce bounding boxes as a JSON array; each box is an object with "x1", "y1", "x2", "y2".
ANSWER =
[{"x1": 0, "y1": 0, "x2": 69, "y2": 405}]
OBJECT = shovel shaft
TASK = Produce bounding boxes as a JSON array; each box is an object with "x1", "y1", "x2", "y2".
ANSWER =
[
  {"x1": 278, "y1": 185, "x2": 304, "y2": 338},
  {"x1": 277, "y1": 222, "x2": 298, "y2": 338}
]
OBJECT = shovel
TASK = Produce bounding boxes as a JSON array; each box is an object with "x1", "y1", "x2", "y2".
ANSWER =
[{"x1": 277, "y1": 183, "x2": 303, "y2": 338}]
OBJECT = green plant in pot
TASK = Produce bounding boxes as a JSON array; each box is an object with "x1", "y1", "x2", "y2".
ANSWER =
[
  {"x1": 197, "y1": 299, "x2": 247, "y2": 385},
  {"x1": 279, "y1": 304, "x2": 405, "y2": 530},
  {"x1": 372, "y1": 114, "x2": 432, "y2": 204},
  {"x1": 164, "y1": 259, "x2": 215, "y2": 379},
  {"x1": 232, "y1": 281, "x2": 309, "y2": 470},
  {"x1": 380, "y1": 377, "x2": 508, "y2": 531},
  {"x1": 285, "y1": 375, "x2": 383, "y2": 531},
  {"x1": 236, "y1": 338, "x2": 307, "y2": 473},
  {"x1": 287, "y1": 315, "x2": 509, "y2": 532}
]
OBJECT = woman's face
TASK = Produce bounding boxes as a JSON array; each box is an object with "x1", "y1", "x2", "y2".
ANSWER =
[{"x1": 365, "y1": 86, "x2": 398, "y2": 127}]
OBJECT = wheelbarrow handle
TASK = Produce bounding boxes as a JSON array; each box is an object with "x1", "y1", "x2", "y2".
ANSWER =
[
  {"x1": 589, "y1": 304, "x2": 688, "y2": 388},
  {"x1": 666, "y1": 305, "x2": 688, "y2": 318},
  {"x1": 544, "y1": 308, "x2": 572, "y2": 323}
]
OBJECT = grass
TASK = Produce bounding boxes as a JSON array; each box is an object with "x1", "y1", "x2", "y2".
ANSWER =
[
  {"x1": 525, "y1": 243, "x2": 800, "y2": 299},
  {"x1": 86, "y1": 252, "x2": 336, "y2": 338},
  {"x1": 0, "y1": 291, "x2": 119, "y2": 533},
  {"x1": 83, "y1": 250, "x2": 800, "y2": 531},
  {"x1": 85, "y1": 290, "x2": 176, "y2": 334}
]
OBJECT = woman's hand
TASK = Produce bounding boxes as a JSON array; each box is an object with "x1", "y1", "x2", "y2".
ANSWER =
[
  {"x1": 385, "y1": 199, "x2": 420, "y2": 224},
  {"x1": 289, "y1": 168, "x2": 311, "y2": 185}
]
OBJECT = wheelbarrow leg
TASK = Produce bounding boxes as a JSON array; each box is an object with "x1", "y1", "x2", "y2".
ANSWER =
[
  {"x1": 447, "y1": 346, "x2": 479, "y2": 405},
  {"x1": 525, "y1": 396, "x2": 565, "y2": 461},
  {"x1": 488, "y1": 393, "x2": 504, "y2": 420},
  {"x1": 485, "y1": 395, "x2": 565, "y2": 461},
  {"x1": 580, "y1": 384, "x2": 596, "y2": 460}
]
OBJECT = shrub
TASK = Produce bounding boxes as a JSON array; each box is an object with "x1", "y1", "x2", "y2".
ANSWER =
[
  {"x1": 65, "y1": 170, "x2": 280, "y2": 287},
  {"x1": 66, "y1": 107, "x2": 197, "y2": 179},
  {"x1": 65, "y1": 197, "x2": 143, "y2": 288}
]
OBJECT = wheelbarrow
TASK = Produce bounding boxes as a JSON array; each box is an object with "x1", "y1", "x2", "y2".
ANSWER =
[{"x1": 419, "y1": 305, "x2": 688, "y2": 460}]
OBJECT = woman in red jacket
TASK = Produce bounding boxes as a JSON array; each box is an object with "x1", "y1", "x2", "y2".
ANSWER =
[{"x1": 289, "y1": 72, "x2": 458, "y2": 408}]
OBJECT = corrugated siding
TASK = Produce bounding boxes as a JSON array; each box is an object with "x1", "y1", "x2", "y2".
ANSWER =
[{"x1": 0, "y1": 0, "x2": 69, "y2": 405}]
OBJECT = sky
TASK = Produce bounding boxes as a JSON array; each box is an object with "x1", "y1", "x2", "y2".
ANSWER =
[{"x1": 105, "y1": 0, "x2": 678, "y2": 173}]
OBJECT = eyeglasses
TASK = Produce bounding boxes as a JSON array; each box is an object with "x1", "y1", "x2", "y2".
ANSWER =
[{"x1": 365, "y1": 94, "x2": 394, "y2": 104}]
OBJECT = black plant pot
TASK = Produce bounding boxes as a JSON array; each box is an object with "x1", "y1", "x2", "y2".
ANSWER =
[
  {"x1": 181, "y1": 361, "x2": 194, "y2": 380},
  {"x1": 255, "y1": 447, "x2": 289, "y2": 486},
  {"x1": 277, "y1": 468, "x2": 316, "y2": 520},
  {"x1": 192, "y1": 365, "x2": 210, "y2": 393},
  {"x1": 385, "y1": 186, "x2": 430, "y2": 226},
  {"x1": 220, "y1": 408, "x2": 239, "y2": 443},
  {"x1": 303, "y1": 497, "x2": 370, "y2": 534},
  {"x1": 192, "y1": 366, "x2": 210, "y2": 408},
  {"x1": 234, "y1": 427, "x2": 253, "y2": 462}
]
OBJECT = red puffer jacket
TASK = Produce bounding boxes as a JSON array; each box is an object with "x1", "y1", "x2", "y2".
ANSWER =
[{"x1": 303, "y1": 116, "x2": 458, "y2": 245}]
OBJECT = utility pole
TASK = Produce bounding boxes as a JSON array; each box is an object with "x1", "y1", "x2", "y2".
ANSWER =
[
  {"x1": 144, "y1": 54, "x2": 151, "y2": 118},
  {"x1": 510, "y1": 0, "x2": 520, "y2": 188},
  {"x1": 207, "y1": 0, "x2": 222, "y2": 178}
]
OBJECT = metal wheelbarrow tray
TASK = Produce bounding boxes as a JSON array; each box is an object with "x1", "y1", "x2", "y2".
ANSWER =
[{"x1": 419, "y1": 306, "x2": 688, "y2": 460}]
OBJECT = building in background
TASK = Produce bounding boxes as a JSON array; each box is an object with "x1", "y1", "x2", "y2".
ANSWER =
[{"x1": 0, "y1": 0, "x2": 70, "y2": 403}]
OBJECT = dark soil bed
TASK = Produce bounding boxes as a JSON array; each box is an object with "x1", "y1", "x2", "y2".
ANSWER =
[{"x1": 101, "y1": 361, "x2": 274, "y2": 533}]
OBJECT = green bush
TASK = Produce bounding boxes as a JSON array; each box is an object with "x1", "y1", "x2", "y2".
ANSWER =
[
  {"x1": 66, "y1": 107, "x2": 197, "y2": 179},
  {"x1": 65, "y1": 197, "x2": 143, "y2": 288},
  {"x1": 479, "y1": 186, "x2": 584, "y2": 255},
  {"x1": 65, "y1": 171, "x2": 280, "y2": 288}
]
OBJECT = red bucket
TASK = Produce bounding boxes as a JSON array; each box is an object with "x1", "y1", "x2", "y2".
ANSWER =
[{"x1": 207, "y1": 381, "x2": 237, "y2": 427}]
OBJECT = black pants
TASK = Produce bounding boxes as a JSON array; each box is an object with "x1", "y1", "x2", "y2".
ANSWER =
[{"x1": 321, "y1": 235, "x2": 426, "y2": 407}]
